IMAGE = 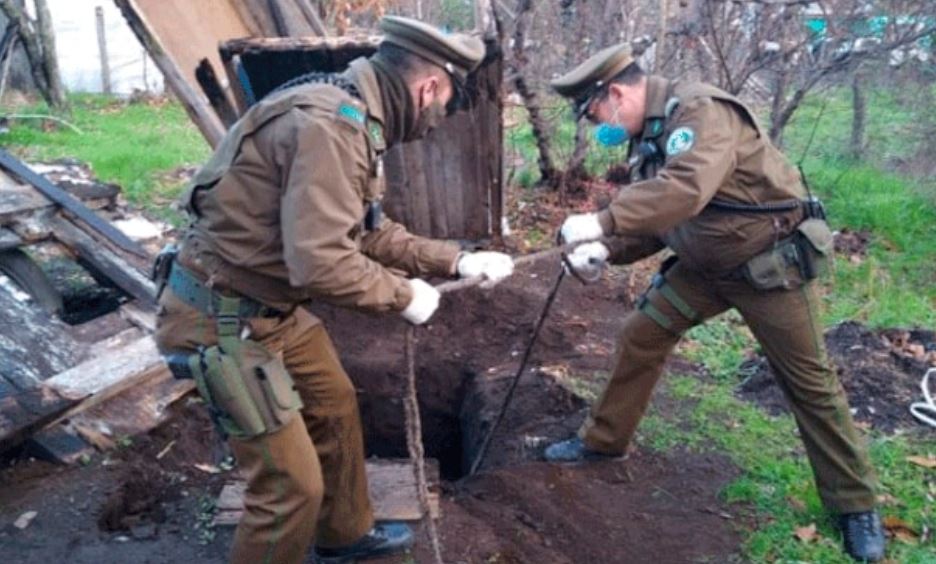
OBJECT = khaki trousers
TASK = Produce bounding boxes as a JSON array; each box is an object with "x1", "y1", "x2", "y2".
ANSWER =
[
  {"x1": 155, "y1": 288, "x2": 373, "y2": 564},
  {"x1": 583, "y1": 261, "x2": 878, "y2": 513}
]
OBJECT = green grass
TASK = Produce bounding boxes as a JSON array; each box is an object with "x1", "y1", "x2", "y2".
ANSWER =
[
  {"x1": 1, "y1": 94, "x2": 209, "y2": 223},
  {"x1": 637, "y1": 373, "x2": 936, "y2": 563}
]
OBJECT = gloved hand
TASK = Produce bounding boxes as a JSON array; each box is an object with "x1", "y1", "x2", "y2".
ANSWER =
[
  {"x1": 401, "y1": 279, "x2": 440, "y2": 325},
  {"x1": 457, "y1": 251, "x2": 515, "y2": 287},
  {"x1": 564, "y1": 242, "x2": 610, "y2": 283},
  {"x1": 560, "y1": 212, "x2": 604, "y2": 245}
]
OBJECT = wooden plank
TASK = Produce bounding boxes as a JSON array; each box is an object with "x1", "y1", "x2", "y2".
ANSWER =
[
  {"x1": 29, "y1": 424, "x2": 94, "y2": 464},
  {"x1": 119, "y1": 302, "x2": 157, "y2": 333},
  {"x1": 0, "y1": 384, "x2": 77, "y2": 450},
  {"x1": 48, "y1": 215, "x2": 157, "y2": 306},
  {"x1": 0, "y1": 148, "x2": 148, "y2": 258},
  {"x1": 0, "y1": 175, "x2": 53, "y2": 224},
  {"x1": 0, "y1": 227, "x2": 23, "y2": 250},
  {"x1": 114, "y1": 0, "x2": 226, "y2": 148},
  {"x1": 214, "y1": 459, "x2": 440, "y2": 526},
  {"x1": 45, "y1": 336, "x2": 162, "y2": 399},
  {"x1": 67, "y1": 370, "x2": 194, "y2": 450},
  {"x1": 0, "y1": 282, "x2": 87, "y2": 391}
]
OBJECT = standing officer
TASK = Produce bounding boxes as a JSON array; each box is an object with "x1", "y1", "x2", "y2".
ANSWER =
[
  {"x1": 544, "y1": 44, "x2": 885, "y2": 562},
  {"x1": 153, "y1": 16, "x2": 514, "y2": 564}
]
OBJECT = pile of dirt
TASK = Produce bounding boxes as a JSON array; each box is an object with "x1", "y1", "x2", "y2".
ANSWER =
[
  {"x1": 737, "y1": 321, "x2": 936, "y2": 432},
  {"x1": 422, "y1": 450, "x2": 742, "y2": 564},
  {"x1": 95, "y1": 399, "x2": 228, "y2": 534}
]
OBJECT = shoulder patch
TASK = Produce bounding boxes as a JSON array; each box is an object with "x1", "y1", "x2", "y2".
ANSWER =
[
  {"x1": 665, "y1": 127, "x2": 695, "y2": 156},
  {"x1": 337, "y1": 103, "x2": 366, "y2": 127}
]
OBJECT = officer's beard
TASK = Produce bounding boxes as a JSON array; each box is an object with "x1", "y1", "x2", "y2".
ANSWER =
[{"x1": 369, "y1": 54, "x2": 417, "y2": 146}]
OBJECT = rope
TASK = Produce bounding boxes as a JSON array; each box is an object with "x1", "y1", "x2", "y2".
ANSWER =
[
  {"x1": 910, "y1": 368, "x2": 936, "y2": 429},
  {"x1": 403, "y1": 326, "x2": 445, "y2": 564}
]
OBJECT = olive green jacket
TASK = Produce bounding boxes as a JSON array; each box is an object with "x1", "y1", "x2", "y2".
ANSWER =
[
  {"x1": 179, "y1": 58, "x2": 460, "y2": 312},
  {"x1": 602, "y1": 77, "x2": 805, "y2": 276}
]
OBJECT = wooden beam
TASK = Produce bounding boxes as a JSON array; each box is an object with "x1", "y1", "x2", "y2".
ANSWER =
[
  {"x1": 296, "y1": 0, "x2": 329, "y2": 37},
  {"x1": 48, "y1": 214, "x2": 156, "y2": 306},
  {"x1": 0, "y1": 283, "x2": 86, "y2": 393},
  {"x1": 0, "y1": 227, "x2": 22, "y2": 250},
  {"x1": 114, "y1": 0, "x2": 225, "y2": 148},
  {"x1": 0, "y1": 384, "x2": 76, "y2": 451},
  {"x1": 196, "y1": 58, "x2": 240, "y2": 128}
]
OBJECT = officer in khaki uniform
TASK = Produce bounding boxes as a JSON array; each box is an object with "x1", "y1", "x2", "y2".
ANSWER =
[
  {"x1": 153, "y1": 16, "x2": 514, "y2": 564},
  {"x1": 544, "y1": 44, "x2": 886, "y2": 561}
]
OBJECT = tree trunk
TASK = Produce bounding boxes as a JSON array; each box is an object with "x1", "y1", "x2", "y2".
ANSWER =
[
  {"x1": 0, "y1": 0, "x2": 66, "y2": 110},
  {"x1": 850, "y1": 71, "x2": 866, "y2": 162},
  {"x1": 511, "y1": 0, "x2": 559, "y2": 187},
  {"x1": 32, "y1": 0, "x2": 65, "y2": 110}
]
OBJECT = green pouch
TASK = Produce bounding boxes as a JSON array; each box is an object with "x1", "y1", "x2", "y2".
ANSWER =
[
  {"x1": 743, "y1": 239, "x2": 801, "y2": 291},
  {"x1": 794, "y1": 218, "x2": 834, "y2": 280},
  {"x1": 190, "y1": 340, "x2": 302, "y2": 438}
]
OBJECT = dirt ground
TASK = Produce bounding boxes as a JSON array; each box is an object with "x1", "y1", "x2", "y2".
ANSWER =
[
  {"x1": 0, "y1": 254, "x2": 748, "y2": 563},
  {"x1": 737, "y1": 321, "x2": 936, "y2": 434}
]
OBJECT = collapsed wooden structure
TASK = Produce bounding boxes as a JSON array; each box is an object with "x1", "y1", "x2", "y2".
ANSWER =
[{"x1": 0, "y1": 151, "x2": 191, "y2": 464}]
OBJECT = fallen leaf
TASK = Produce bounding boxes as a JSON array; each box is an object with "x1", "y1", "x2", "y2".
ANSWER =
[
  {"x1": 906, "y1": 343, "x2": 926, "y2": 360},
  {"x1": 794, "y1": 523, "x2": 819, "y2": 542},
  {"x1": 787, "y1": 496, "x2": 807, "y2": 511},
  {"x1": 14, "y1": 511, "x2": 37, "y2": 529},
  {"x1": 883, "y1": 516, "x2": 919, "y2": 544},
  {"x1": 194, "y1": 463, "x2": 221, "y2": 474},
  {"x1": 906, "y1": 455, "x2": 936, "y2": 469}
]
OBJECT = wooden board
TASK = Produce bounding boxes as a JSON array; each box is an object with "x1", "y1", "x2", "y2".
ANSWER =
[
  {"x1": 0, "y1": 173, "x2": 53, "y2": 225},
  {"x1": 0, "y1": 282, "x2": 87, "y2": 394},
  {"x1": 48, "y1": 215, "x2": 157, "y2": 306},
  {"x1": 214, "y1": 459, "x2": 440, "y2": 526}
]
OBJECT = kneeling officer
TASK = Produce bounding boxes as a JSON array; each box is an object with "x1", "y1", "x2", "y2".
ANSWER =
[{"x1": 154, "y1": 16, "x2": 513, "y2": 564}]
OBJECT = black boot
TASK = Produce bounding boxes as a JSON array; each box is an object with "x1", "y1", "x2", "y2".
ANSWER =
[
  {"x1": 314, "y1": 523, "x2": 414, "y2": 563},
  {"x1": 839, "y1": 510, "x2": 885, "y2": 562},
  {"x1": 543, "y1": 437, "x2": 624, "y2": 462}
]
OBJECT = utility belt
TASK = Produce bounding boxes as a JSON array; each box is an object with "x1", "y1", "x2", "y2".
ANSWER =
[
  {"x1": 152, "y1": 245, "x2": 303, "y2": 439},
  {"x1": 636, "y1": 208, "x2": 833, "y2": 334}
]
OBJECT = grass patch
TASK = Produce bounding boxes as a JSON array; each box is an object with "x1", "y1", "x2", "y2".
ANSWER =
[
  {"x1": 1, "y1": 94, "x2": 209, "y2": 224},
  {"x1": 640, "y1": 374, "x2": 936, "y2": 563}
]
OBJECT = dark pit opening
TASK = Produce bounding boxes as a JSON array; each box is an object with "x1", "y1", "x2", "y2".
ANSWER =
[{"x1": 0, "y1": 245, "x2": 128, "y2": 326}]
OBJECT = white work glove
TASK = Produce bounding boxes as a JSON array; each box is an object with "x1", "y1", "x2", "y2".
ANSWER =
[
  {"x1": 559, "y1": 212, "x2": 604, "y2": 245},
  {"x1": 564, "y1": 242, "x2": 610, "y2": 283},
  {"x1": 401, "y1": 278, "x2": 440, "y2": 325},
  {"x1": 456, "y1": 251, "x2": 515, "y2": 287}
]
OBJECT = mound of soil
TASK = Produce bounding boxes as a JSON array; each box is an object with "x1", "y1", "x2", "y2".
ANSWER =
[{"x1": 737, "y1": 321, "x2": 936, "y2": 432}]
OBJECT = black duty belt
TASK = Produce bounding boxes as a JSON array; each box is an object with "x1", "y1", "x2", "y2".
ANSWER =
[{"x1": 167, "y1": 262, "x2": 286, "y2": 319}]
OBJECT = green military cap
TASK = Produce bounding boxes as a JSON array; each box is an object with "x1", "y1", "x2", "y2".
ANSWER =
[
  {"x1": 379, "y1": 16, "x2": 485, "y2": 84},
  {"x1": 551, "y1": 43, "x2": 634, "y2": 118}
]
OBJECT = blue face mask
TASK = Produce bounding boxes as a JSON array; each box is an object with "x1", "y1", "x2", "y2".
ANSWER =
[
  {"x1": 594, "y1": 123, "x2": 629, "y2": 147},
  {"x1": 593, "y1": 107, "x2": 630, "y2": 147}
]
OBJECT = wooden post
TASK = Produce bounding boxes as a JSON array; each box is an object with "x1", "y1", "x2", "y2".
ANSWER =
[{"x1": 95, "y1": 6, "x2": 111, "y2": 95}]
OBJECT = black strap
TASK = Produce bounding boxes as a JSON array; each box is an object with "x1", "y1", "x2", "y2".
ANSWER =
[
  {"x1": 270, "y1": 71, "x2": 362, "y2": 100},
  {"x1": 707, "y1": 197, "x2": 802, "y2": 214}
]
